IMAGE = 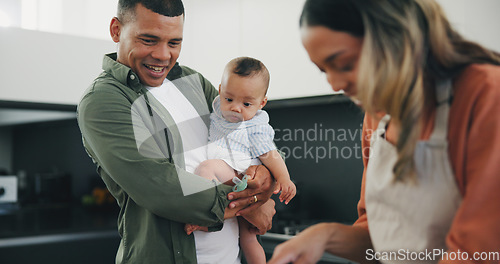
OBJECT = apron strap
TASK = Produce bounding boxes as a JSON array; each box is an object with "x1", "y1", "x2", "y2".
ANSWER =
[
  {"x1": 377, "y1": 114, "x2": 391, "y2": 130},
  {"x1": 429, "y1": 79, "x2": 453, "y2": 141},
  {"x1": 371, "y1": 78, "x2": 452, "y2": 144},
  {"x1": 371, "y1": 114, "x2": 391, "y2": 146}
]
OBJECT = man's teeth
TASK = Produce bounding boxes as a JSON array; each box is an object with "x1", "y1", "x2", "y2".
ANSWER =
[{"x1": 146, "y1": 65, "x2": 165, "y2": 72}]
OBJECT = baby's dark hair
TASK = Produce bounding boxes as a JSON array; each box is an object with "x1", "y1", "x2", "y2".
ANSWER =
[
  {"x1": 228, "y1": 57, "x2": 270, "y2": 94},
  {"x1": 117, "y1": 0, "x2": 184, "y2": 23}
]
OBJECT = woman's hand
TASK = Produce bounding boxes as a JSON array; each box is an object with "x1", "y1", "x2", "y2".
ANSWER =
[
  {"x1": 268, "y1": 223, "x2": 375, "y2": 264},
  {"x1": 267, "y1": 223, "x2": 334, "y2": 264}
]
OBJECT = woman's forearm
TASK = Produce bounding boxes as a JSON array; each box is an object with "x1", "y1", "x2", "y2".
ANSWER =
[
  {"x1": 268, "y1": 222, "x2": 375, "y2": 264},
  {"x1": 324, "y1": 223, "x2": 375, "y2": 264}
]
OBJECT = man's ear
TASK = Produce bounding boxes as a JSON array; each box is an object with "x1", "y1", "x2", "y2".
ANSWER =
[
  {"x1": 218, "y1": 84, "x2": 221, "y2": 94},
  {"x1": 110, "y1": 17, "x2": 122, "y2": 43},
  {"x1": 260, "y1": 96, "x2": 268, "y2": 109}
]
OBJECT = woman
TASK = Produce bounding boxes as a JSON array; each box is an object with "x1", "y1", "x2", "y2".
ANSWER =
[{"x1": 268, "y1": 0, "x2": 500, "y2": 263}]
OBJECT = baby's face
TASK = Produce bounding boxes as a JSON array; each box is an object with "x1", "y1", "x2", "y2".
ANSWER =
[{"x1": 219, "y1": 74, "x2": 268, "y2": 123}]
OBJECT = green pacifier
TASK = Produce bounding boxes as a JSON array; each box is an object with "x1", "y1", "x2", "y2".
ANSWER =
[{"x1": 232, "y1": 175, "x2": 249, "y2": 192}]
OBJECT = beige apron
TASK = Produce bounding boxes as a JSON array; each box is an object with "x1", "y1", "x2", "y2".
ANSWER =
[{"x1": 365, "y1": 79, "x2": 462, "y2": 263}]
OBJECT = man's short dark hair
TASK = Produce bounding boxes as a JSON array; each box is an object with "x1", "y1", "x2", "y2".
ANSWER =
[
  {"x1": 230, "y1": 57, "x2": 270, "y2": 92},
  {"x1": 117, "y1": 0, "x2": 184, "y2": 23}
]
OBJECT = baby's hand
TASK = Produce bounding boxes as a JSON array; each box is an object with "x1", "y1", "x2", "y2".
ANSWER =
[
  {"x1": 274, "y1": 179, "x2": 297, "y2": 205},
  {"x1": 184, "y1": 223, "x2": 208, "y2": 235}
]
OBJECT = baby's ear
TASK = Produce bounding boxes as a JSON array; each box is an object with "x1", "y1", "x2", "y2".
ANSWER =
[{"x1": 260, "y1": 96, "x2": 268, "y2": 109}]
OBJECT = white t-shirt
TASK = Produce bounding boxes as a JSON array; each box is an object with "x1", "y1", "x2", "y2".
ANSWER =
[{"x1": 146, "y1": 79, "x2": 240, "y2": 264}]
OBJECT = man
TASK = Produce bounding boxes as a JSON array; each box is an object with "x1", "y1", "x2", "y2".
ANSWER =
[{"x1": 77, "y1": 0, "x2": 276, "y2": 263}]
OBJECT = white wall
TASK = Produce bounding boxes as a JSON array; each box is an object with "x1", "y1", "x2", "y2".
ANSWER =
[
  {"x1": 181, "y1": 0, "x2": 500, "y2": 100},
  {"x1": 437, "y1": 0, "x2": 500, "y2": 52},
  {"x1": 0, "y1": 27, "x2": 116, "y2": 105},
  {"x1": 180, "y1": 0, "x2": 332, "y2": 100},
  {"x1": 60, "y1": 0, "x2": 117, "y2": 40},
  {"x1": 1, "y1": 0, "x2": 499, "y2": 104}
]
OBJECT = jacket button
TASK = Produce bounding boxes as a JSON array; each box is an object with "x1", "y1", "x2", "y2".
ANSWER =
[{"x1": 130, "y1": 75, "x2": 136, "y2": 80}]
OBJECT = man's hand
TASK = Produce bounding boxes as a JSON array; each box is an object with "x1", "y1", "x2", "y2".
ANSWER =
[
  {"x1": 227, "y1": 165, "x2": 276, "y2": 215},
  {"x1": 241, "y1": 199, "x2": 276, "y2": 235}
]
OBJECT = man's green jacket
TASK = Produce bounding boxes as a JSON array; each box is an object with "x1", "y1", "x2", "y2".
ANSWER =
[{"x1": 78, "y1": 53, "x2": 233, "y2": 264}]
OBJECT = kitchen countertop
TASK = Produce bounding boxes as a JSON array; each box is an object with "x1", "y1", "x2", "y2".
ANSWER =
[
  {"x1": 0, "y1": 203, "x2": 357, "y2": 263},
  {"x1": 0, "y1": 203, "x2": 118, "y2": 240},
  {"x1": 0, "y1": 203, "x2": 120, "y2": 264}
]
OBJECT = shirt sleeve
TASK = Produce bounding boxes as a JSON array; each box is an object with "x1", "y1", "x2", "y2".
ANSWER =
[
  {"x1": 248, "y1": 123, "x2": 276, "y2": 158},
  {"x1": 352, "y1": 114, "x2": 376, "y2": 230},
  {"x1": 78, "y1": 85, "x2": 232, "y2": 227},
  {"x1": 440, "y1": 66, "x2": 500, "y2": 263}
]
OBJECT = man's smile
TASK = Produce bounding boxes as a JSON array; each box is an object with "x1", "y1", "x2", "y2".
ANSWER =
[{"x1": 144, "y1": 64, "x2": 167, "y2": 73}]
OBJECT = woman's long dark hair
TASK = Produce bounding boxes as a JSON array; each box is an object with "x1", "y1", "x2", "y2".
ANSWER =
[{"x1": 300, "y1": 0, "x2": 500, "y2": 182}]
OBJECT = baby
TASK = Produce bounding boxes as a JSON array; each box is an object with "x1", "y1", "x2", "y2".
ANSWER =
[{"x1": 186, "y1": 57, "x2": 296, "y2": 263}]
